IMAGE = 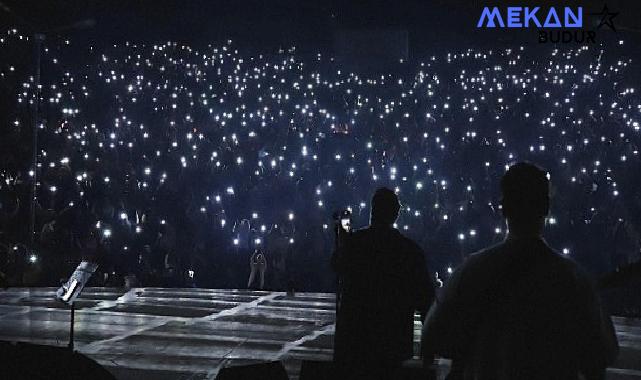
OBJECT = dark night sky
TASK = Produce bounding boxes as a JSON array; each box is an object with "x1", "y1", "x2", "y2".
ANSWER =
[{"x1": 1, "y1": 0, "x2": 641, "y2": 51}]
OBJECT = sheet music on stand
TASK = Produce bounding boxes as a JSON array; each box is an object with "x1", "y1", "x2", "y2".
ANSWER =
[{"x1": 56, "y1": 261, "x2": 98, "y2": 305}]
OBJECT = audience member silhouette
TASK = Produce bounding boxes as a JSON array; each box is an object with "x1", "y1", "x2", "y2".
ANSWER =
[
  {"x1": 247, "y1": 248, "x2": 267, "y2": 289},
  {"x1": 422, "y1": 162, "x2": 619, "y2": 380},
  {"x1": 332, "y1": 187, "x2": 435, "y2": 379}
]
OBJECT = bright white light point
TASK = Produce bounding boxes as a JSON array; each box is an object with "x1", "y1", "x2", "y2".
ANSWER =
[
  {"x1": 103, "y1": 229, "x2": 112, "y2": 238},
  {"x1": 458, "y1": 233, "x2": 465, "y2": 240},
  {"x1": 562, "y1": 248, "x2": 570, "y2": 255},
  {"x1": 120, "y1": 213, "x2": 127, "y2": 220},
  {"x1": 233, "y1": 238, "x2": 239, "y2": 245},
  {"x1": 447, "y1": 266, "x2": 453, "y2": 274},
  {"x1": 29, "y1": 254, "x2": 38, "y2": 264},
  {"x1": 288, "y1": 212, "x2": 294, "y2": 220}
]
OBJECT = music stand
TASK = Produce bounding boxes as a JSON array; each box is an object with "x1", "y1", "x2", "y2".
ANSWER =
[{"x1": 56, "y1": 261, "x2": 98, "y2": 350}]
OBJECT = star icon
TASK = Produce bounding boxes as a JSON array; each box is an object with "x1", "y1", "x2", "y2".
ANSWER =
[{"x1": 591, "y1": 5, "x2": 619, "y2": 32}]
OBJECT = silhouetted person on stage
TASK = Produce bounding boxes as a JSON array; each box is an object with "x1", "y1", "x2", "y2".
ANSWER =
[
  {"x1": 332, "y1": 187, "x2": 435, "y2": 379},
  {"x1": 247, "y1": 248, "x2": 267, "y2": 289},
  {"x1": 422, "y1": 162, "x2": 619, "y2": 380}
]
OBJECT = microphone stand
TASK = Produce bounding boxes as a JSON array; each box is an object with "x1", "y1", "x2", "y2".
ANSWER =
[{"x1": 68, "y1": 302, "x2": 75, "y2": 351}]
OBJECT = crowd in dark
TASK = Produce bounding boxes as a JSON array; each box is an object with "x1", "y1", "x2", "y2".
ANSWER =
[{"x1": 0, "y1": 27, "x2": 640, "y2": 295}]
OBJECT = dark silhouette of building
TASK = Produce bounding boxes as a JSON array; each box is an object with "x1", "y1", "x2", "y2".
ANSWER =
[
  {"x1": 422, "y1": 162, "x2": 619, "y2": 380},
  {"x1": 331, "y1": 187, "x2": 435, "y2": 378}
]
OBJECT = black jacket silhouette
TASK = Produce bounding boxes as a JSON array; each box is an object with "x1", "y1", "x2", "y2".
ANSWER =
[
  {"x1": 332, "y1": 224, "x2": 434, "y2": 368},
  {"x1": 422, "y1": 236, "x2": 618, "y2": 380}
]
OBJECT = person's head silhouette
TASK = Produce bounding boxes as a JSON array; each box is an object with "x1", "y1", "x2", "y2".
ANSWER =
[
  {"x1": 501, "y1": 162, "x2": 550, "y2": 237},
  {"x1": 371, "y1": 187, "x2": 400, "y2": 226}
]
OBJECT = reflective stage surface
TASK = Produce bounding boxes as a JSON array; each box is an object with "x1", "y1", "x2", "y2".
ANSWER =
[{"x1": 0, "y1": 288, "x2": 639, "y2": 379}]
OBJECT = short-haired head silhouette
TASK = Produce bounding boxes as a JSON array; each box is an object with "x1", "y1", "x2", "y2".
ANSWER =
[
  {"x1": 371, "y1": 187, "x2": 401, "y2": 226},
  {"x1": 500, "y1": 162, "x2": 550, "y2": 237}
]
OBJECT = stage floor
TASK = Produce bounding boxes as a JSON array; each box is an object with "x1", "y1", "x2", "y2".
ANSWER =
[{"x1": 0, "y1": 287, "x2": 639, "y2": 379}]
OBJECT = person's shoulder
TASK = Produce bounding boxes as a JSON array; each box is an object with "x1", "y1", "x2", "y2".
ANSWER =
[
  {"x1": 464, "y1": 242, "x2": 505, "y2": 268},
  {"x1": 349, "y1": 227, "x2": 370, "y2": 241},
  {"x1": 393, "y1": 229, "x2": 423, "y2": 254},
  {"x1": 545, "y1": 246, "x2": 589, "y2": 281},
  {"x1": 351, "y1": 227, "x2": 370, "y2": 237},
  {"x1": 344, "y1": 227, "x2": 371, "y2": 247},
  {"x1": 524, "y1": 240, "x2": 580, "y2": 271}
]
